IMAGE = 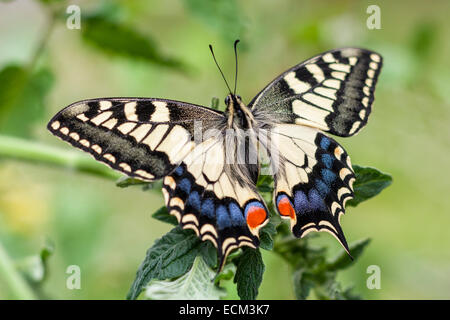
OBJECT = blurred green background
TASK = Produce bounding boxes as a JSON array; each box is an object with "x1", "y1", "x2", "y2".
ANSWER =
[{"x1": 0, "y1": 0, "x2": 449, "y2": 299}]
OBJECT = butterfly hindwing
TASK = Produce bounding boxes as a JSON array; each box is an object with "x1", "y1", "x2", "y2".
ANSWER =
[
  {"x1": 266, "y1": 124, "x2": 355, "y2": 252},
  {"x1": 162, "y1": 137, "x2": 269, "y2": 269},
  {"x1": 47, "y1": 98, "x2": 224, "y2": 181},
  {"x1": 250, "y1": 48, "x2": 382, "y2": 137}
]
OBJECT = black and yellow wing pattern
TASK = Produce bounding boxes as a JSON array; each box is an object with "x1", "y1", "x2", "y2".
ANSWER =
[
  {"x1": 48, "y1": 47, "x2": 382, "y2": 268},
  {"x1": 252, "y1": 48, "x2": 382, "y2": 252},
  {"x1": 48, "y1": 98, "x2": 269, "y2": 267},
  {"x1": 251, "y1": 48, "x2": 382, "y2": 137},
  {"x1": 262, "y1": 124, "x2": 355, "y2": 252},
  {"x1": 162, "y1": 136, "x2": 268, "y2": 269},
  {"x1": 48, "y1": 98, "x2": 224, "y2": 181}
]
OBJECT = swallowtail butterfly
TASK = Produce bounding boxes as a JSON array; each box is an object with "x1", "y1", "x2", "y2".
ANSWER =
[{"x1": 48, "y1": 45, "x2": 382, "y2": 269}]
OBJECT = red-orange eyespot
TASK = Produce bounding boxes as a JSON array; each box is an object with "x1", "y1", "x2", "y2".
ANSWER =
[
  {"x1": 277, "y1": 195, "x2": 296, "y2": 219},
  {"x1": 245, "y1": 202, "x2": 267, "y2": 229}
]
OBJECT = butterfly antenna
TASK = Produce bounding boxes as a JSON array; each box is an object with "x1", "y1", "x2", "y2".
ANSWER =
[
  {"x1": 209, "y1": 44, "x2": 232, "y2": 94},
  {"x1": 233, "y1": 39, "x2": 240, "y2": 96}
]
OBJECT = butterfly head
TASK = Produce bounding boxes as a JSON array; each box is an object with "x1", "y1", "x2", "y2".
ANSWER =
[
  {"x1": 225, "y1": 94, "x2": 254, "y2": 129},
  {"x1": 224, "y1": 94, "x2": 242, "y2": 107}
]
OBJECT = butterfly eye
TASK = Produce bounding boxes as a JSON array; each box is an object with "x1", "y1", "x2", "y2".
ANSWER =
[
  {"x1": 236, "y1": 95, "x2": 242, "y2": 101},
  {"x1": 224, "y1": 96, "x2": 230, "y2": 105}
]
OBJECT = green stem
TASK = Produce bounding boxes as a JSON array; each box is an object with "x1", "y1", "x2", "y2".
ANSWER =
[
  {"x1": 0, "y1": 134, "x2": 121, "y2": 181},
  {"x1": 0, "y1": 241, "x2": 36, "y2": 299}
]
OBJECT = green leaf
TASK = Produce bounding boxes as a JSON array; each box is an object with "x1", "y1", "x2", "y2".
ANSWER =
[
  {"x1": 347, "y1": 165, "x2": 392, "y2": 207},
  {"x1": 151, "y1": 206, "x2": 178, "y2": 226},
  {"x1": 325, "y1": 238, "x2": 371, "y2": 272},
  {"x1": 198, "y1": 240, "x2": 217, "y2": 269},
  {"x1": 82, "y1": 14, "x2": 187, "y2": 71},
  {"x1": 256, "y1": 174, "x2": 273, "y2": 189},
  {"x1": 292, "y1": 269, "x2": 315, "y2": 300},
  {"x1": 335, "y1": 285, "x2": 362, "y2": 300},
  {"x1": 214, "y1": 262, "x2": 236, "y2": 285},
  {"x1": 314, "y1": 278, "x2": 362, "y2": 300},
  {"x1": 314, "y1": 278, "x2": 342, "y2": 300},
  {"x1": 127, "y1": 227, "x2": 214, "y2": 300},
  {"x1": 259, "y1": 214, "x2": 281, "y2": 251},
  {"x1": 0, "y1": 65, "x2": 53, "y2": 138},
  {"x1": 183, "y1": 0, "x2": 245, "y2": 43},
  {"x1": 115, "y1": 176, "x2": 151, "y2": 188},
  {"x1": 144, "y1": 256, "x2": 226, "y2": 300},
  {"x1": 233, "y1": 247, "x2": 264, "y2": 300}
]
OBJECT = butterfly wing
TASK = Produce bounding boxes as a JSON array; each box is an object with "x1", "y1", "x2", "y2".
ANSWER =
[
  {"x1": 48, "y1": 97, "x2": 269, "y2": 269},
  {"x1": 250, "y1": 48, "x2": 382, "y2": 137},
  {"x1": 162, "y1": 131, "x2": 269, "y2": 269},
  {"x1": 47, "y1": 98, "x2": 223, "y2": 181},
  {"x1": 262, "y1": 124, "x2": 355, "y2": 252}
]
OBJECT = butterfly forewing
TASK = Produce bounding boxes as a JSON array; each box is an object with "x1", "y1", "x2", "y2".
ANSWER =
[
  {"x1": 250, "y1": 48, "x2": 382, "y2": 137},
  {"x1": 48, "y1": 98, "x2": 224, "y2": 181}
]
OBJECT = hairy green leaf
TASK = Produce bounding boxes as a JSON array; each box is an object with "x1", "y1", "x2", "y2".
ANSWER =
[
  {"x1": 233, "y1": 247, "x2": 264, "y2": 300},
  {"x1": 292, "y1": 269, "x2": 315, "y2": 300},
  {"x1": 127, "y1": 227, "x2": 215, "y2": 300},
  {"x1": 314, "y1": 278, "x2": 342, "y2": 300},
  {"x1": 144, "y1": 256, "x2": 225, "y2": 300},
  {"x1": 347, "y1": 165, "x2": 392, "y2": 207}
]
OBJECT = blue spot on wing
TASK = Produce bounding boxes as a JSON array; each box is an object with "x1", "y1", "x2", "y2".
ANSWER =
[
  {"x1": 315, "y1": 179, "x2": 330, "y2": 198},
  {"x1": 308, "y1": 189, "x2": 327, "y2": 211},
  {"x1": 201, "y1": 198, "x2": 215, "y2": 219},
  {"x1": 320, "y1": 136, "x2": 331, "y2": 150},
  {"x1": 321, "y1": 168, "x2": 337, "y2": 185},
  {"x1": 321, "y1": 154, "x2": 333, "y2": 169},
  {"x1": 187, "y1": 191, "x2": 201, "y2": 211},
  {"x1": 294, "y1": 189, "x2": 327, "y2": 213},
  {"x1": 178, "y1": 178, "x2": 191, "y2": 193},
  {"x1": 228, "y1": 202, "x2": 245, "y2": 226},
  {"x1": 174, "y1": 166, "x2": 183, "y2": 176},
  {"x1": 294, "y1": 190, "x2": 310, "y2": 213},
  {"x1": 217, "y1": 205, "x2": 231, "y2": 229}
]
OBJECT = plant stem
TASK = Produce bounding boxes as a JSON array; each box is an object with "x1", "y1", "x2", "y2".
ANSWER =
[
  {"x1": 0, "y1": 241, "x2": 36, "y2": 300},
  {"x1": 0, "y1": 134, "x2": 121, "y2": 181}
]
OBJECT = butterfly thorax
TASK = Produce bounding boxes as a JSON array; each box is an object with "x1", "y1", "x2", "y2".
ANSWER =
[{"x1": 225, "y1": 94, "x2": 255, "y2": 129}]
